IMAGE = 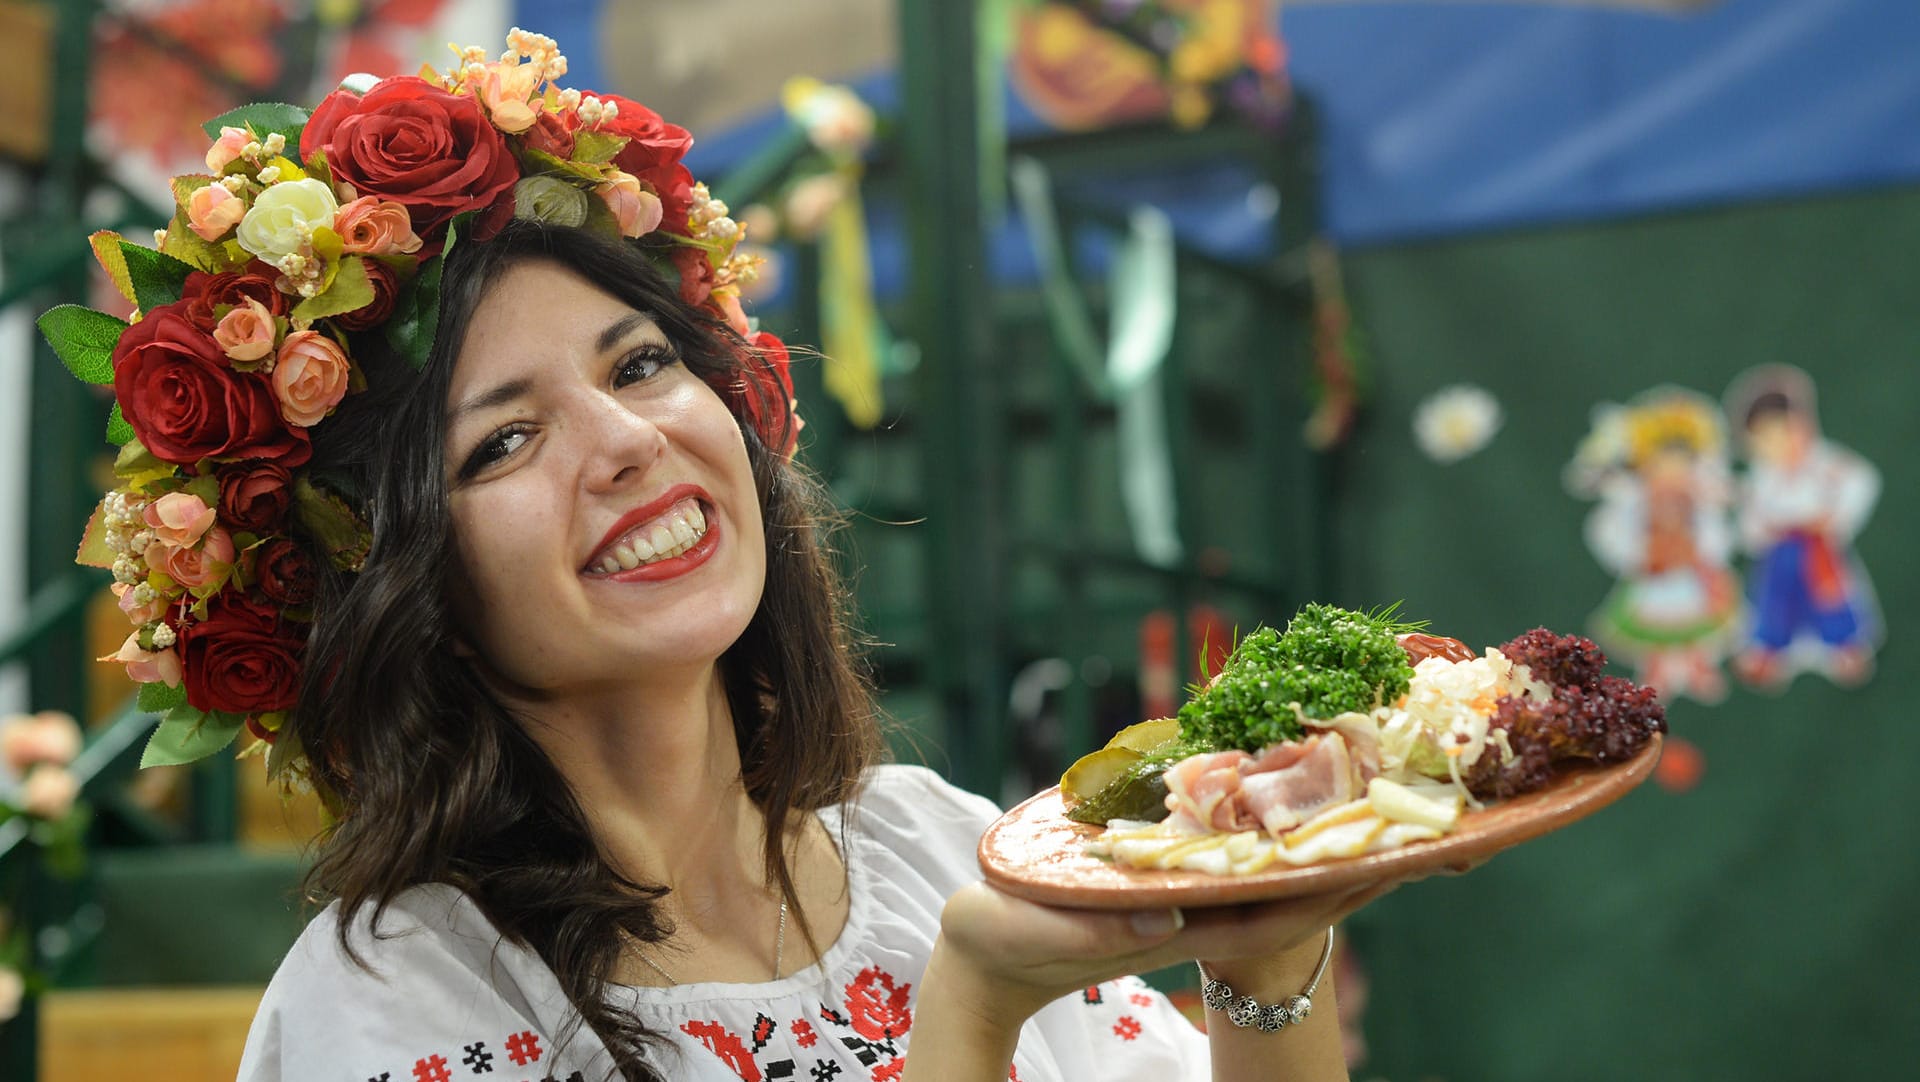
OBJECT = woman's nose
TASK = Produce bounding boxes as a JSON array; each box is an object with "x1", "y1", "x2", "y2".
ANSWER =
[{"x1": 575, "y1": 391, "x2": 668, "y2": 492}]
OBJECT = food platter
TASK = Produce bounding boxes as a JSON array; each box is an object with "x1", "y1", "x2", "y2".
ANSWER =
[{"x1": 978, "y1": 735, "x2": 1661, "y2": 910}]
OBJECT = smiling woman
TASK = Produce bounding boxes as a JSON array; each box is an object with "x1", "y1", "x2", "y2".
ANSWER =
[{"x1": 48, "y1": 31, "x2": 1409, "y2": 1082}]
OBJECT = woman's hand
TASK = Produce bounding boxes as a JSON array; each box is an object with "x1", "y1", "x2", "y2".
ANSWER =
[{"x1": 928, "y1": 876, "x2": 1402, "y2": 1034}]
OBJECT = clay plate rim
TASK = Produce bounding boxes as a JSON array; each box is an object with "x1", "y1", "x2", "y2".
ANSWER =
[{"x1": 977, "y1": 734, "x2": 1662, "y2": 910}]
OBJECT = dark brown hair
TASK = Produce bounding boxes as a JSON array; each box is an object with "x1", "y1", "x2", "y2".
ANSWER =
[{"x1": 291, "y1": 219, "x2": 882, "y2": 1079}]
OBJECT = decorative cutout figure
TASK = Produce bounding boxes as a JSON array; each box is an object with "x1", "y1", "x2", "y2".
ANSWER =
[
  {"x1": 1567, "y1": 388, "x2": 1741, "y2": 704},
  {"x1": 1724, "y1": 365, "x2": 1881, "y2": 690}
]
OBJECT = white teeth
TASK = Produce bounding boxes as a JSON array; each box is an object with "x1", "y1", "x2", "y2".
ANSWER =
[{"x1": 588, "y1": 500, "x2": 711, "y2": 575}]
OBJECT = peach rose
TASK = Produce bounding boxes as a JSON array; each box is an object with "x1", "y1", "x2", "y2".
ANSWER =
[
  {"x1": 597, "y1": 170, "x2": 663, "y2": 238},
  {"x1": 213, "y1": 297, "x2": 279, "y2": 364},
  {"x1": 21, "y1": 765, "x2": 80, "y2": 819},
  {"x1": 272, "y1": 331, "x2": 351, "y2": 426},
  {"x1": 145, "y1": 527, "x2": 235, "y2": 591},
  {"x1": 479, "y1": 60, "x2": 543, "y2": 134},
  {"x1": 143, "y1": 491, "x2": 217, "y2": 549},
  {"x1": 205, "y1": 125, "x2": 252, "y2": 173},
  {"x1": 112, "y1": 581, "x2": 168, "y2": 625},
  {"x1": 104, "y1": 633, "x2": 184, "y2": 687},
  {"x1": 0, "y1": 711, "x2": 84, "y2": 773},
  {"x1": 334, "y1": 197, "x2": 423, "y2": 255},
  {"x1": 188, "y1": 183, "x2": 248, "y2": 241}
]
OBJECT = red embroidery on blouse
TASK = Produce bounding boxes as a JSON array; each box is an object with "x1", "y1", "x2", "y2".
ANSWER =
[
  {"x1": 872, "y1": 1059, "x2": 904, "y2": 1082},
  {"x1": 410, "y1": 1054, "x2": 451, "y2": 1082},
  {"x1": 681, "y1": 1019, "x2": 764, "y2": 1082},
  {"x1": 1130, "y1": 991, "x2": 1155, "y2": 1008},
  {"x1": 845, "y1": 966, "x2": 914, "y2": 1041},
  {"x1": 504, "y1": 1029, "x2": 543, "y2": 1066},
  {"x1": 792, "y1": 1018, "x2": 819, "y2": 1048},
  {"x1": 1113, "y1": 1015, "x2": 1143, "y2": 1041}
]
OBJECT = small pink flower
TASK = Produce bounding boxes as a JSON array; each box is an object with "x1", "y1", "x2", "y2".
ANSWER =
[
  {"x1": 144, "y1": 491, "x2": 217, "y2": 549},
  {"x1": 273, "y1": 331, "x2": 352, "y2": 426},
  {"x1": 205, "y1": 125, "x2": 252, "y2": 173},
  {"x1": 479, "y1": 60, "x2": 544, "y2": 134},
  {"x1": 146, "y1": 527, "x2": 235, "y2": 591},
  {"x1": 597, "y1": 170, "x2": 663, "y2": 238},
  {"x1": 212, "y1": 297, "x2": 279, "y2": 363},
  {"x1": 104, "y1": 634, "x2": 184, "y2": 687},
  {"x1": 334, "y1": 197, "x2": 423, "y2": 255},
  {"x1": 713, "y1": 290, "x2": 752, "y2": 337},
  {"x1": 188, "y1": 183, "x2": 248, "y2": 241},
  {"x1": 20, "y1": 765, "x2": 80, "y2": 819},
  {"x1": 0, "y1": 711, "x2": 83, "y2": 772},
  {"x1": 112, "y1": 581, "x2": 168, "y2": 625}
]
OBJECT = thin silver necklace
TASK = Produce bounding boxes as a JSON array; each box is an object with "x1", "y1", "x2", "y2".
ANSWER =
[{"x1": 636, "y1": 900, "x2": 788, "y2": 985}]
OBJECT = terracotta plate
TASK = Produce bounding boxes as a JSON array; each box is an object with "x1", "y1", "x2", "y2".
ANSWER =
[{"x1": 978, "y1": 735, "x2": 1662, "y2": 910}]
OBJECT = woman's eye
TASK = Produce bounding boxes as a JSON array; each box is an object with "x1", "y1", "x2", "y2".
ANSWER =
[
  {"x1": 462, "y1": 424, "x2": 532, "y2": 477},
  {"x1": 613, "y1": 345, "x2": 679, "y2": 388}
]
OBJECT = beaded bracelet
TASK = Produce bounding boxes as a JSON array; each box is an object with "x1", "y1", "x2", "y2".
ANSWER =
[{"x1": 1198, "y1": 927, "x2": 1335, "y2": 1033}]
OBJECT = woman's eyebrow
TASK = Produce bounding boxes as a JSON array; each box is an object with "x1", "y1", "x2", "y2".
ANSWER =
[
  {"x1": 596, "y1": 311, "x2": 659, "y2": 353},
  {"x1": 448, "y1": 378, "x2": 533, "y2": 424}
]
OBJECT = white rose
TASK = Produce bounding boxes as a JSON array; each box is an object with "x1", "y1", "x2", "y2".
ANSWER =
[{"x1": 237, "y1": 178, "x2": 339, "y2": 263}]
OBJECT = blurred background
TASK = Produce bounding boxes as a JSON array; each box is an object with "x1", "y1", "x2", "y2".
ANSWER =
[{"x1": 1, "y1": 0, "x2": 1915, "y2": 1078}]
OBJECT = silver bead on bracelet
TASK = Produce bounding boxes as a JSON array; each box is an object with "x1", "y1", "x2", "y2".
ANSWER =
[{"x1": 1198, "y1": 927, "x2": 1335, "y2": 1034}]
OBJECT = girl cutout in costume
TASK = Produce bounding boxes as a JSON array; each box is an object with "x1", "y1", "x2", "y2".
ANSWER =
[
  {"x1": 1568, "y1": 388, "x2": 1742, "y2": 704},
  {"x1": 1724, "y1": 365, "x2": 1882, "y2": 690}
]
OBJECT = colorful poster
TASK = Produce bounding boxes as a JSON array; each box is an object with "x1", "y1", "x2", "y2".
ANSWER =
[
  {"x1": 1723, "y1": 364, "x2": 1882, "y2": 689},
  {"x1": 1567, "y1": 388, "x2": 1742, "y2": 704}
]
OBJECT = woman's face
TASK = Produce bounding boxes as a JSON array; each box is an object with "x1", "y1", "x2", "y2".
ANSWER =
[{"x1": 441, "y1": 259, "x2": 765, "y2": 696}]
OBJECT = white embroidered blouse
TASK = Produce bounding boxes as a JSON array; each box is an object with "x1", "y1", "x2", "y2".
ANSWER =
[{"x1": 238, "y1": 764, "x2": 1210, "y2": 1082}]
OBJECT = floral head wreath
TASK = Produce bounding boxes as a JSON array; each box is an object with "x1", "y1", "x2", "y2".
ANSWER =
[{"x1": 38, "y1": 30, "x2": 793, "y2": 780}]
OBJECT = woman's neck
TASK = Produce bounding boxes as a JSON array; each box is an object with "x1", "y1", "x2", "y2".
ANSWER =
[{"x1": 508, "y1": 663, "x2": 772, "y2": 906}]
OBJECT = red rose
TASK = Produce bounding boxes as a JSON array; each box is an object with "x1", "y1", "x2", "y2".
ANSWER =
[
  {"x1": 302, "y1": 77, "x2": 520, "y2": 241},
  {"x1": 844, "y1": 966, "x2": 913, "y2": 1041},
  {"x1": 179, "y1": 592, "x2": 304, "y2": 715},
  {"x1": 254, "y1": 538, "x2": 316, "y2": 605},
  {"x1": 113, "y1": 305, "x2": 311, "y2": 467},
  {"x1": 217, "y1": 461, "x2": 292, "y2": 532},
  {"x1": 670, "y1": 245, "x2": 715, "y2": 307},
  {"x1": 524, "y1": 109, "x2": 574, "y2": 160},
  {"x1": 332, "y1": 258, "x2": 399, "y2": 331},
  {"x1": 570, "y1": 95, "x2": 696, "y2": 231},
  {"x1": 736, "y1": 331, "x2": 797, "y2": 456},
  {"x1": 180, "y1": 270, "x2": 287, "y2": 331}
]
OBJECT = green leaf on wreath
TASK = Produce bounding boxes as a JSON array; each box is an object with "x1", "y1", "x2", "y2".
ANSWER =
[
  {"x1": 515, "y1": 144, "x2": 604, "y2": 184},
  {"x1": 118, "y1": 242, "x2": 197, "y2": 311},
  {"x1": 571, "y1": 130, "x2": 630, "y2": 165},
  {"x1": 384, "y1": 216, "x2": 462, "y2": 371},
  {"x1": 293, "y1": 475, "x2": 371, "y2": 572},
  {"x1": 162, "y1": 208, "x2": 229, "y2": 271},
  {"x1": 293, "y1": 256, "x2": 375, "y2": 322},
  {"x1": 141, "y1": 707, "x2": 245, "y2": 768},
  {"x1": 106, "y1": 402, "x2": 135, "y2": 445},
  {"x1": 201, "y1": 102, "x2": 310, "y2": 154},
  {"x1": 137, "y1": 681, "x2": 188, "y2": 715},
  {"x1": 36, "y1": 305, "x2": 127, "y2": 385}
]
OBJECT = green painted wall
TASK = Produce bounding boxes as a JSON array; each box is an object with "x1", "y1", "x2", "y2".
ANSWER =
[{"x1": 1331, "y1": 187, "x2": 1919, "y2": 1081}]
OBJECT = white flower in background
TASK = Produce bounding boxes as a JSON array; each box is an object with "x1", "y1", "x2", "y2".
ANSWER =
[
  {"x1": 0, "y1": 965, "x2": 21, "y2": 1022},
  {"x1": 1414, "y1": 383, "x2": 1504, "y2": 463}
]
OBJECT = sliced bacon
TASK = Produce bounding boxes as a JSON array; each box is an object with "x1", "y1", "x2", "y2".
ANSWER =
[
  {"x1": 1303, "y1": 713, "x2": 1382, "y2": 788},
  {"x1": 1163, "y1": 734, "x2": 1366, "y2": 838},
  {"x1": 1162, "y1": 750, "x2": 1251, "y2": 829},
  {"x1": 1238, "y1": 736, "x2": 1355, "y2": 836}
]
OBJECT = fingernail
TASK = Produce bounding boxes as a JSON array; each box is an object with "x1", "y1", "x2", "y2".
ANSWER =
[{"x1": 1130, "y1": 907, "x2": 1185, "y2": 937}]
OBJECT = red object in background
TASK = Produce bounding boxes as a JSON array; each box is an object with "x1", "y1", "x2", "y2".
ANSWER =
[
  {"x1": 1138, "y1": 605, "x2": 1234, "y2": 719},
  {"x1": 1654, "y1": 735, "x2": 1705, "y2": 793},
  {"x1": 91, "y1": 0, "x2": 286, "y2": 166}
]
